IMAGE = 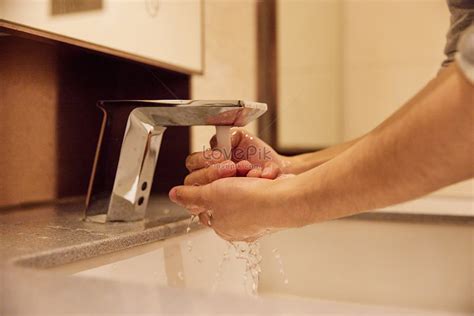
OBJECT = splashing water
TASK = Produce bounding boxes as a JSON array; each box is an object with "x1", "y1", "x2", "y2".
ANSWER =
[
  {"x1": 212, "y1": 242, "x2": 232, "y2": 292},
  {"x1": 184, "y1": 217, "x2": 285, "y2": 295},
  {"x1": 231, "y1": 241, "x2": 262, "y2": 295},
  {"x1": 272, "y1": 247, "x2": 288, "y2": 285},
  {"x1": 185, "y1": 215, "x2": 202, "y2": 263},
  {"x1": 212, "y1": 241, "x2": 262, "y2": 295}
]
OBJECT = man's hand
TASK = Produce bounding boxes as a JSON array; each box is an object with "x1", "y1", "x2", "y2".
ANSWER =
[
  {"x1": 183, "y1": 128, "x2": 289, "y2": 185},
  {"x1": 169, "y1": 175, "x2": 301, "y2": 242}
]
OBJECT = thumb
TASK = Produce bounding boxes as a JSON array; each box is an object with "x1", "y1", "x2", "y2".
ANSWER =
[{"x1": 169, "y1": 184, "x2": 211, "y2": 214}]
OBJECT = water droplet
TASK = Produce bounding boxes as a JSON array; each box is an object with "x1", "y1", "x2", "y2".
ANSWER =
[{"x1": 186, "y1": 240, "x2": 193, "y2": 252}]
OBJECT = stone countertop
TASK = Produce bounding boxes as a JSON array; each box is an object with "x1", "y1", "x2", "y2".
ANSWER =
[
  {"x1": 353, "y1": 195, "x2": 473, "y2": 224},
  {"x1": 0, "y1": 196, "x2": 200, "y2": 269}
]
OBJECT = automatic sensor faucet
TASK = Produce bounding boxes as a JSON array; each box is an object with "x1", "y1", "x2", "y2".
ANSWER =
[{"x1": 85, "y1": 100, "x2": 267, "y2": 222}]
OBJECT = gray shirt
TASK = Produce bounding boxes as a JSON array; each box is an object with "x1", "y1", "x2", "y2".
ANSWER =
[
  {"x1": 445, "y1": 0, "x2": 474, "y2": 84},
  {"x1": 444, "y1": 0, "x2": 474, "y2": 65}
]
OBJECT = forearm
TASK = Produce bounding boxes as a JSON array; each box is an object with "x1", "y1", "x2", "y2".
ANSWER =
[
  {"x1": 278, "y1": 63, "x2": 473, "y2": 226},
  {"x1": 282, "y1": 138, "x2": 361, "y2": 174}
]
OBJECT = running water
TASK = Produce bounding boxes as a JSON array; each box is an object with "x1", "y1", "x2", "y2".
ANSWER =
[
  {"x1": 213, "y1": 126, "x2": 263, "y2": 295},
  {"x1": 215, "y1": 126, "x2": 232, "y2": 160}
]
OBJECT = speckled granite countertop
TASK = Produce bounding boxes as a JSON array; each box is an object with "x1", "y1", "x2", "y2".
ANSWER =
[{"x1": 0, "y1": 196, "x2": 201, "y2": 269}]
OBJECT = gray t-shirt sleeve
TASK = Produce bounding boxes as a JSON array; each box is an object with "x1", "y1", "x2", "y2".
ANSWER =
[
  {"x1": 456, "y1": 24, "x2": 474, "y2": 84},
  {"x1": 443, "y1": 0, "x2": 474, "y2": 66}
]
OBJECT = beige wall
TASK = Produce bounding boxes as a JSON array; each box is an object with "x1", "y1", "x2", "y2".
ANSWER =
[
  {"x1": 191, "y1": 0, "x2": 258, "y2": 152},
  {"x1": 342, "y1": 0, "x2": 448, "y2": 140},
  {"x1": 260, "y1": 219, "x2": 474, "y2": 313},
  {"x1": 277, "y1": 0, "x2": 342, "y2": 149},
  {"x1": 277, "y1": 0, "x2": 450, "y2": 147}
]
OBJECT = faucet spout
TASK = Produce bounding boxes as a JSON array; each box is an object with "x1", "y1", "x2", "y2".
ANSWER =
[{"x1": 85, "y1": 100, "x2": 267, "y2": 222}]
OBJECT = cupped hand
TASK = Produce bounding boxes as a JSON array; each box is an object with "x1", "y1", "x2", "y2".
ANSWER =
[
  {"x1": 184, "y1": 128, "x2": 289, "y2": 185},
  {"x1": 169, "y1": 174, "x2": 301, "y2": 242}
]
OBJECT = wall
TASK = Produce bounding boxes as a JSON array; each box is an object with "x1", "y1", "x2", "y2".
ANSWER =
[
  {"x1": 341, "y1": 0, "x2": 449, "y2": 140},
  {"x1": 277, "y1": 0, "x2": 342, "y2": 149},
  {"x1": 0, "y1": 37, "x2": 59, "y2": 205},
  {"x1": 191, "y1": 0, "x2": 258, "y2": 152}
]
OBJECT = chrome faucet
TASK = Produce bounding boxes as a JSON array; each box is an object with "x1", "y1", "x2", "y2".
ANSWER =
[{"x1": 85, "y1": 100, "x2": 267, "y2": 222}]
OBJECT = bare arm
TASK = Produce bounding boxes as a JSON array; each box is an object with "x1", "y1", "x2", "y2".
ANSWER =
[
  {"x1": 283, "y1": 138, "x2": 361, "y2": 174},
  {"x1": 280, "y1": 63, "x2": 474, "y2": 225}
]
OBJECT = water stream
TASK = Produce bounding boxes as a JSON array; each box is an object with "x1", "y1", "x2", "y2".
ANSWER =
[{"x1": 215, "y1": 126, "x2": 232, "y2": 160}]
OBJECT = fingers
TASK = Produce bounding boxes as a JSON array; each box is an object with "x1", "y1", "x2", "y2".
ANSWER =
[
  {"x1": 243, "y1": 161, "x2": 281, "y2": 179},
  {"x1": 184, "y1": 160, "x2": 237, "y2": 185},
  {"x1": 169, "y1": 185, "x2": 210, "y2": 213},
  {"x1": 246, "y1": 167, "x2": 262, "y2": 178},
  {"x1": 261, "y1": 161, "x2": 281, "y2": 179},
  {"x1": 236, "y1": 160, "x2": 253, "y2": 176},
  {"x1": 185, "y1": 149, "x2": 225, "y2": 172}
]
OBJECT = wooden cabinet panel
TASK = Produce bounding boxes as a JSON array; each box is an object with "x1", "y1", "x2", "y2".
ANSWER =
[{"x1": 0, "y1": 0, "x2": 202, "y2": 74}]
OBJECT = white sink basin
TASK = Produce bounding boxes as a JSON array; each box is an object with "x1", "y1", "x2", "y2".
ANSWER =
[{"x1": 53, "y1": 228, "x2": 250, "y2": 295}]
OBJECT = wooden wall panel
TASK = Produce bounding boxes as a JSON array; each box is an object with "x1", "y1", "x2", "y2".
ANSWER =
[
  {"x1": 0, "y1": 36, "x2": 58, "y2": 205},
  {"x1": 0, "y1": 34, "x2": 190, "y2": 208}
]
